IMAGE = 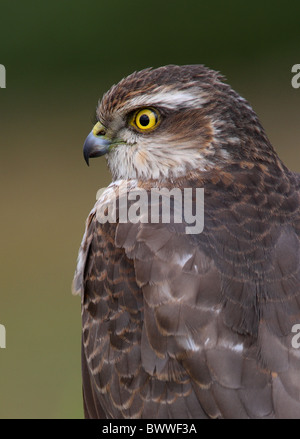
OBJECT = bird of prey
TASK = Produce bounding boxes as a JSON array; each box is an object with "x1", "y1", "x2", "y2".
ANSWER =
[{"x1": 73, "y1": 65, "x2": 300, "y2": 419}]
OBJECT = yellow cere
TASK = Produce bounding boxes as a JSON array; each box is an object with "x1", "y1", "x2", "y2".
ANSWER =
[
  {"x1": 132, "y1": 108, "x2": 159, "y2": 131},
  {"x1": 92, "y1": 122, "x2": 105, "y2": 136}
]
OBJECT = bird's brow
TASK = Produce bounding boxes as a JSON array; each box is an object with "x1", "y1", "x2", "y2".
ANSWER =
[{"x1": 121, "y1": 89, "x2": 206, "y2": 112}]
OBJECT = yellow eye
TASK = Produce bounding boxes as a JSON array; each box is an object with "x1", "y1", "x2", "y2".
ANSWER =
[{"x1": 132, "y1": 108, "x2": 160, "y2": 131}]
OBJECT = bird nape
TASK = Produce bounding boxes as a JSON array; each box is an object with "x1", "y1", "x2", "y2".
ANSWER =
[{"x1": 73, "y1": 64, "x2": 300, "y2": 419}]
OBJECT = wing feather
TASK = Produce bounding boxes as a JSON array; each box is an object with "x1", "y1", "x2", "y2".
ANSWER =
[{"x1": 76, "y1": 167, "x2": 300, "y2": 418}]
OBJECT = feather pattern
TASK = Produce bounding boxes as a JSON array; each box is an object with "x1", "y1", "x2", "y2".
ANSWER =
[{"x1": 74, "y1": 65, "x2": 300, "y2": 418}]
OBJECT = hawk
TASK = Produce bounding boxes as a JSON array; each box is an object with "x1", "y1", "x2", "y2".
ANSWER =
[{"x1": 73, "y1": 65, "x2": 300, "y2": 419}]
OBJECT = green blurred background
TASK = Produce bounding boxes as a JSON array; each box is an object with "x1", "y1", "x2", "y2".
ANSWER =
[{"x1": 0, "y1": 0, "x2": 299, "y2": 418}]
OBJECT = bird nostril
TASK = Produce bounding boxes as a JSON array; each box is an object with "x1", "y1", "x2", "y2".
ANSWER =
[
  {"x1": 92, "y1": 122, "x2": 107, "y2": 137},
  {"x1": 96, "y1": 129, "x2": 106, "y2": 136}
]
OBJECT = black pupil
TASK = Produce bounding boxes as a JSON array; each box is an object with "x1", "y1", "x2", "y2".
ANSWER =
[{"x1": 139, "y1": 114, "x2": 150, "y2": 126}]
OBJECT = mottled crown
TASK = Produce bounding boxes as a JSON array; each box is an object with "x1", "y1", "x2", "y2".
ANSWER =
[{"x1": 99, "y1": 65, "x2": 223, "y2": 118}]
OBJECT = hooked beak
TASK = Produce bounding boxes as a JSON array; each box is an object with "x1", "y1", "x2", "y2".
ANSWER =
[{"x1": 83, "y1": 122, "x2": 111, "y2": 166}]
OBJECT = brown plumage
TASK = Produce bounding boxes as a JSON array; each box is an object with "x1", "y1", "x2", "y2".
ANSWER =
[{"x1": 73, "y1": 65, "x2": 300, "y2": 418}]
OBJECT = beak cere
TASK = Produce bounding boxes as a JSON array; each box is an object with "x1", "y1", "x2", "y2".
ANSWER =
[{"x1": 83, "y1": 123, "x2": 111, "y2": 165}]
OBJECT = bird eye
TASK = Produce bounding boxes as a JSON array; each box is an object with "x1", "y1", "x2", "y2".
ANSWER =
[{"x1": 131, "y1": 108, "x2": 160, "y2": 131}]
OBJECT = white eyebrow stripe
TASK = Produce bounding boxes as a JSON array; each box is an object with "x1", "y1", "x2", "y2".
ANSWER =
[{"x1": 122, "y1": 89, "x2": 206, "y2": 111}]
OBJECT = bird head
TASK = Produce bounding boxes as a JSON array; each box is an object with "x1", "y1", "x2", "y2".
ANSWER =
[{"x1": 83, "y1": 65, "x2": 275, "y2": 181}]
